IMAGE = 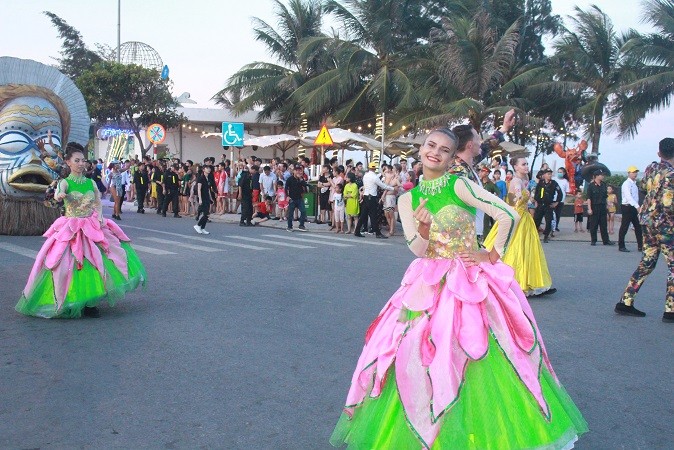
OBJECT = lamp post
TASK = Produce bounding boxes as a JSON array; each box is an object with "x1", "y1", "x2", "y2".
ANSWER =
[{"x1": 117, "y1": 0, "x2": 121, "y2": 63}]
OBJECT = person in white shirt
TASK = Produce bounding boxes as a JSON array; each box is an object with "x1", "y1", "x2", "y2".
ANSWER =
[
  {"x1": 354, "y1": 162, "x2": 394, "y2": 238},
  {"x1": 618, "y1": 165, "x2": 643, "y2": 252},
  {"x1": 259, "y1": 165, "x2": 277, "y2": 201}
]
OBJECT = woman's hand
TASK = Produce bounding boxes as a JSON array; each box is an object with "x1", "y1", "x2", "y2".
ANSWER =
[
  {"x1": 414, "y1": 198, "x2": 432, "y2": 239},
  {"x1": 55, "y1": 192, "x2": 66, "y2": 201},
  {"x1": 459, "y1": 249, "x2": 492, "y2": 267},
  {"x1": 460, "y1": 248, "x2": 500, "y2": 266}
]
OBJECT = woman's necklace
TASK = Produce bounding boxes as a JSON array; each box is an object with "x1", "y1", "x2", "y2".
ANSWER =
[
  {"x1": 418, "y1": 172, "x2": 452, "y2": 196},
  {"x1": 67, "y1": 173, "x2": 88, "y2": 184}
]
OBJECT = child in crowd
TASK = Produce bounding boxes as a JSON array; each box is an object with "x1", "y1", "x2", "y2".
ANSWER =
[
  {"x1": 574, "y1": 189, "x2": 586, "y2": 233},
  {"x1": 343, "y1": 173, "x2": 360, "y2": 234},
  {"x1": 333, "y1": 183, "x2": 345, "y2": 233},
  {"x1": 607, "y1": 185, "x2": 617, "y2": 234},
  {"x1": 149, "y1": 167, "x2": 157, "y2": 209},
  {"x1": 189, "y1": 175, "x2": 199, "y2": 217},
  {"x1": 276, "y1": 180, "x2": 288, "y2": 221},
  {"x1": 253, "y1": 196, "x2": 273, "y2": 223}
]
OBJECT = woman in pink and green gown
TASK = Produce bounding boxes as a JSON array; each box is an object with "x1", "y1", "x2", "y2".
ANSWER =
[
  {"x1": 15, "y1": 144, "x2": 146, "y2": 318},
  {"x1": 330, "y1": 127, "x2": 587, "y2": 449}
]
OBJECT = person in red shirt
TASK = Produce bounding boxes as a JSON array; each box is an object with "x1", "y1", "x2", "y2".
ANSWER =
[{"x1": 253, "y1": 196, "x2": 273, "y2": 223}]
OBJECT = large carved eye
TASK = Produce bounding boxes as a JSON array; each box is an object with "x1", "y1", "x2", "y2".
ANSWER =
[
  {"x1": 35, "y1": 133, "x2": 62, "y2": 152},
  {"x1": 0, "y1": 130, "x2": 36, "y2": 155}
]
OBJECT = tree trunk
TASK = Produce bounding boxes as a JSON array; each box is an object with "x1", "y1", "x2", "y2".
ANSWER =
[{"x1": 591, "y1": 119, "x2": 602, "y2": 155}]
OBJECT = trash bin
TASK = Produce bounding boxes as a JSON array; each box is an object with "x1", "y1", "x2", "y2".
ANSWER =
[{"x1": 304, "y1": 188, "x2": 316, "y2": 218}]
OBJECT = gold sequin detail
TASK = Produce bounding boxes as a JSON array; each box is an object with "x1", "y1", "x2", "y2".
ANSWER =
[{"x1": 423, "y1": 205, "x2": 477, "y2": 259}]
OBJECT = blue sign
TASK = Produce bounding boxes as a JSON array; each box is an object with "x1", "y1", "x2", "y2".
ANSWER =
[
  {"x1": 222, "y1": 122, "x2": 245, "y2": 147},
  {"x1": 161, "y1": 65, "x2": 169, "y2": 80}
]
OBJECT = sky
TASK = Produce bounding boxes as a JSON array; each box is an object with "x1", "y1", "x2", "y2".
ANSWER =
[{"x1": 2, "y1": 0, "x2": 671, "y2": 171}]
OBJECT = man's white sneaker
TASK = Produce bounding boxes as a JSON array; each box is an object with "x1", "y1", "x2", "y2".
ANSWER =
[
  {"x1": 193, "y1": 225, "x2": 203, "y2": 234},
  {"x1": 200, "y1": 229, "x2": 210, "y2": 235}
]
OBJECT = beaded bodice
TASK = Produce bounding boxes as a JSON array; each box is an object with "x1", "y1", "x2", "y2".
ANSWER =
[
  {"x1": 63, "y1": 176, "x2": 98, "y2": 218},
  {"x1": 511, "y1": 189, "x2": 530, "y2": 212},
  {"x1": 412, "y1": 174, "x2": 478, "y2": 259}
]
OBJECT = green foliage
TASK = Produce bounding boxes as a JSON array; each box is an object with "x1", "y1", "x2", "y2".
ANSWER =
[
  {"x1": 604, "y1": 174, "x2": 627, "y2": 189},
  {"x1": 613, "y1": 0, "x2": 674, "y2": 139},
  {"x1": 77, "y1": 62, "x2": 185, "y2": 155},
  {"x1": 43, "y1": 11, "x2": 104, "y2": 80},
  {"x1": 213, "y1": 0, "x2": 328, "y2": 130}
]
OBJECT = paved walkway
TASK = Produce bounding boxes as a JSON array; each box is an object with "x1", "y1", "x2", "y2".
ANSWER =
[{"x1": 109, "y1": 198, "x2": 639, "y2": 244}]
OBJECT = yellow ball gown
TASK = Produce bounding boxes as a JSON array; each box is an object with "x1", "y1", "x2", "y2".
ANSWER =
[{"x1": 483, "y1": 189, "x2": 553, "y2": 296}]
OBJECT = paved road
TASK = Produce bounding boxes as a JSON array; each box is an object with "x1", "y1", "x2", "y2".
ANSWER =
[{"x1": 0, "y1": 209, "x2": 671, "y2": 449}]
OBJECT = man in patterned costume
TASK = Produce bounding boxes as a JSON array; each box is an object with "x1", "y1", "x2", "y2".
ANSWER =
[
  {"x1": 449, "y1": 109, "x2": 516, "y2": 240},
  {"x1": 616, "y1": 138, "x2": 674, "y2": 322}
]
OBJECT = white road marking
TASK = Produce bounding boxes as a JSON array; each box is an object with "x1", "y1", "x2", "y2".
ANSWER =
[
  {"x1": 228, "y1": 236, "x2": 315, "y2": 249},
  {"x1": 0, "y1": 242, "x2": 37, "y2": 259},
  {"x1": 131, "y1": 244, "x2": 176, "y2": 255},
  {"x1": 120, "y1": 225, "x2": 267, "y2": 250},
  {"x1": 301, "y1": 233, "x2": 391, "y2": 246},
  {"x1": 140, "y1": 237, "x2": 224, "y2": 252},
  {"x1": 262, "y1": 234, "x2": 352, "y2": 247}
]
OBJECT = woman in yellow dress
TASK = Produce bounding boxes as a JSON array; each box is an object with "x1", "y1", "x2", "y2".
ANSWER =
[{"x1": 483, "y1": 155, "x2": 556, "y2": 296}]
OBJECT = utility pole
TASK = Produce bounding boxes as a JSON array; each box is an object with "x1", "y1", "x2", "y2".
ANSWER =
[{"x1": 117, "y1": 0, "x2": 121, "y2": 63}]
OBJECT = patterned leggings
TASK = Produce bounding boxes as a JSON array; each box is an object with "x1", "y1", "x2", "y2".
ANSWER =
[{"x1": 621, "y1": 226, "x2": 674, "y2": 312}]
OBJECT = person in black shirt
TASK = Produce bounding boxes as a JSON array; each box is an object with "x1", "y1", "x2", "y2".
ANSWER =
[
  {"x1": 194, "y1": 165, "x2": 213, "y2": 234},
  {"x1": 251, "y1": 164, "x2": 261, "y2": 204},
  {"x1": 286, "y1": 165, "x2": 309, "y2": 231},
  {"x1": 161, "y1": 164, "x2": 182, "y2": 218},
  {"x1": 587, "y1": 169, "x2": 615, "y2": 245},
  {"x1": 152, "y1": 161, "x2": 165, "y2": 214},
  {"x1": 134, "y1": 162, "x2": 150, "y2": 213},
  {"x1": 533, "y1": 169, "x2": 562, "y2": 243},
  {"x1": 238, "y1": 166, "x2": 254, "y2": 226}
]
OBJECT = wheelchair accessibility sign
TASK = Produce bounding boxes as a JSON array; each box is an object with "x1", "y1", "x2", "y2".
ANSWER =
[{"x1": 222, "y1": 122, "x2": 245, "y2": 147}]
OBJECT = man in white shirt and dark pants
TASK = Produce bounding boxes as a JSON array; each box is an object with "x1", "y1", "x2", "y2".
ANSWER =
[
  {"x1": 355, "y1": 162, "x2": 394, "y2": 239},
  {"x1": 618, "y1": 165, "x2": 643, "y2": 252}
]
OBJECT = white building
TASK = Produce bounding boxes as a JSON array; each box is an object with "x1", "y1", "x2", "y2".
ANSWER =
[{"x1": 93, "y1": 107, "x2": 291, "y2": 164}]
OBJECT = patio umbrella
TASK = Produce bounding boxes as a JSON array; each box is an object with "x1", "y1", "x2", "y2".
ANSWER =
[
  {"x1": 301, "y1": 127, "x2": 383, "y2": 165},
  {"x1": 243, "y1": 134, "x2": 300, "y2": 159}
]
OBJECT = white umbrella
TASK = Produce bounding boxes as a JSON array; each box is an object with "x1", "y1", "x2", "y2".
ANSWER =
[
  {"x1": 301, "y1": 128, "x2": 382, "y2": 153},
  {"x1": 244, "y1": 134, "x2": 300, "y2": 159}
]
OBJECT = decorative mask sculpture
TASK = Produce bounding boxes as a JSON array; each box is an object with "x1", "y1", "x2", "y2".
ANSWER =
[{"x1": 0, "y1": 57, "x2": 89, "y2": 235}]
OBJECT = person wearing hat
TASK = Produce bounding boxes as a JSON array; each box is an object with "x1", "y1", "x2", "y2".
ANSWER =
[
  {"x1": 587, "y1": 168, "x2": 615, "y2": 246},
  {"x1": 618, "y1": 166, "x2": 643, "y2": 252},
  {"x1": 354, "y1": 162, "x2": 394, "y2": 238},
  {"x1": 161, "y1": 164, "x2": 182, "y2": 218},
  {"x1": 533, "y1": 168, "x2": 562, "y2": 243}
]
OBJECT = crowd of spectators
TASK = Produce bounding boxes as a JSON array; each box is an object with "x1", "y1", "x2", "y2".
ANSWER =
[{"x1": 84, "y1": 154, "x2": 423, "y2": 237}]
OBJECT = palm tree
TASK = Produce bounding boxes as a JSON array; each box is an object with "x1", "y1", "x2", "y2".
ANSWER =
[
  {"x1": 290, "y1": 0, "x2": 433, "y2": 128},
  {"x1": 540, "y1": 5, "x2": 631, "y2": 154},
  {"x1": 212, "y1": 0, "x2": 329, "y2": 129},
  {"x1": 391, "y1": 9, "x2": 538, "y2": 135},
  {"x1": 613, "y1": 0, "x2": 674, "y2": 138}
]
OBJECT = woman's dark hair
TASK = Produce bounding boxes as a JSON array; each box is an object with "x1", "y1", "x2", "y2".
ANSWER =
[
  {"x1": 347, "y1": 172, "x2": 356, "y2": 183},
  {"x1": 450, "y1": 124, "x2": 475, "y2": 151},
  {"x1": 510, "y1": 155, "x2": 526, "y2": 168},
  {"x1": 428, "y1": 127, "x2": 458, "y2": 145},
  {"x1": 64, "y1": 142, "x2": 86, "y2": 160}
]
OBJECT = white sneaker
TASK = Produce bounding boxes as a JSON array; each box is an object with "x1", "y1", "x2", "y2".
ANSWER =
[
  {"x1": 193, "y1": 225, "x2": 203, "y2": 234},
  {"x1": 200, "y1": 229, "x2": 210, "y2": 235}
]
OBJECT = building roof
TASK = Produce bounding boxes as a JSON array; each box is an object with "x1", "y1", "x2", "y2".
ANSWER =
[{"x1": 177, "y1": 107, "x2": 279, "y2": 125}]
